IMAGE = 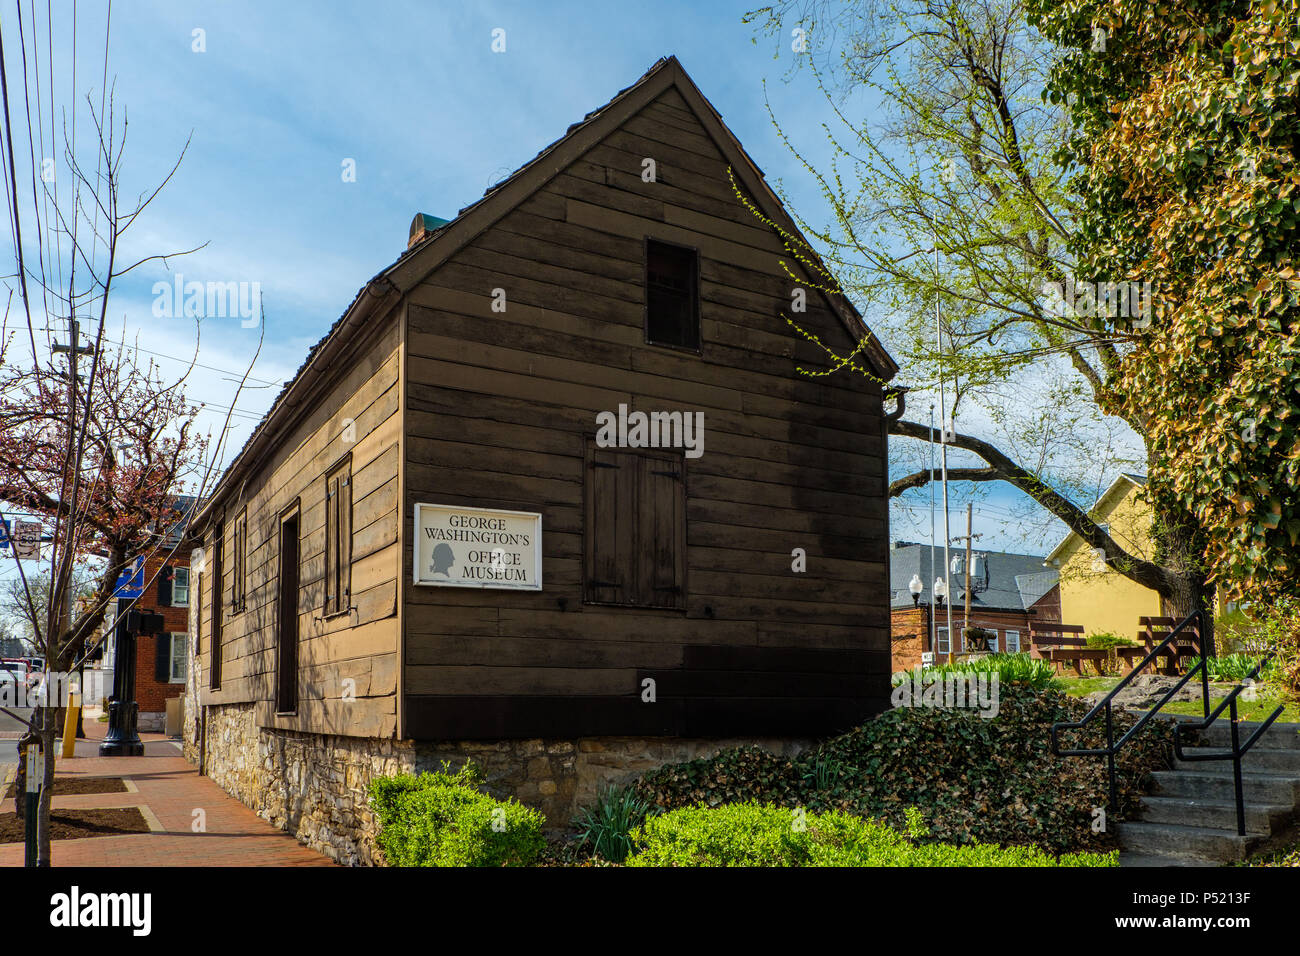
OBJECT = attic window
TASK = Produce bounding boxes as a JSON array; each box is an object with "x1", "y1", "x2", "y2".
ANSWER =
[{"x1": 645, "y1": 239, "x2": 700, "y2": 350}]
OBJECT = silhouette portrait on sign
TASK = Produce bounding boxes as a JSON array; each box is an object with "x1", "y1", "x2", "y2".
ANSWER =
[{"x1": 431, "y1": 542, "x2": 455, "y2": 577}]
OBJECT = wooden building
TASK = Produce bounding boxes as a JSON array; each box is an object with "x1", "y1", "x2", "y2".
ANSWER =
[{"x1": 185, "y1": 56, "x2": 898, "y2": 863}]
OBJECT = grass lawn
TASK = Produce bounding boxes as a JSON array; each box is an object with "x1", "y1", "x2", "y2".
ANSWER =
[
  {"x1": 1159, "y1": 688, "x2": 1300, "y2": 723},
  {"x1": 1054, "y1": 674, "x2": 1300, "y2": 723},
  {"x1": 1057, "y1": 675, "x2": 1120, "y2": 698}
]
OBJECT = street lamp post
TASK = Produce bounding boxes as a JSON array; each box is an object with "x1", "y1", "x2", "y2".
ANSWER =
[
  {"x1": 99, "y1": 602, "x2": 164, "y2": 757},
  {"x1": 933, "y1": 578, "x2": 950, "y2": 663}
]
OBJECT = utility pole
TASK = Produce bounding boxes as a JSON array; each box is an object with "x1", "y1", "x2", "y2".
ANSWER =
[
  {"x1": 951, "y1": 503, "x2": 983, "y2": 650},
  {"x1": 935, "y1": 241, "x2": 954, "y2": 664},
  {"x1": 52, "y1": 318, "x2": 95, "y2": 740},
  {"x1": 928, "y1": 404, "x2": 937, "y2": 663}
]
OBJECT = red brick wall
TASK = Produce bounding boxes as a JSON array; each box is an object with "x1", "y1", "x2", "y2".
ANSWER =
[
  {"x1": 891, "y1": 604, "x2": 1053, "y2": 670},
  {"x1": 891, "y1": 605, "x2": 929, "y2": 672},
  {"x1": 132, "y1": 553, "x2": 190, "y2": 714}
]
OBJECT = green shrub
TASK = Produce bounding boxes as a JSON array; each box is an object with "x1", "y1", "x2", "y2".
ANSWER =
[
  {"x1": 1183, "y1": 653, "x2": 1277, "y2": 683},
  {"x1": 632, "y1": 745, "x2": 804, "y2": 813},
  {"x1": 369, "y1": 761, "x2": 545, "y2": 867},
  {"x1": 625, "y1": 803, "x2": 1116, "y2": 867},
  {"x1": 1086, "y1": 632, "x2": 1140, "y2": 650},
  {"x1": 572, "y1": 785, "x2": 651, "y2": 863},
  {"x1": 894, "y1": 652, "x2": 1061, "y2": 691},
  {"x1": 631, "y1": 685, "x2": 1171, "y2": 855}
]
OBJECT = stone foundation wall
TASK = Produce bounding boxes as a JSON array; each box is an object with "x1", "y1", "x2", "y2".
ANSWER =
[{"x1": 193, "y1": 701, "x2": 813, "y2": 866}]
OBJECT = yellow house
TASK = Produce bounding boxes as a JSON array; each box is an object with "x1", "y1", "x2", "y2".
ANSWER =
[{"x1": 1044, "y1": 473, "x2": 1162, "y2": 640}]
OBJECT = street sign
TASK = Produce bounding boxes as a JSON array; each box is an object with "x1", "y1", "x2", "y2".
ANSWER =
[
  {"x1": 0, "y1": 519, "x2": 9, "y2": 549},
  {"x1": 113, "y1": 556, "x2": 145, "y2": 599},
  {"x1": 13, "y1": 521, "x2": 40, "y2": 560}
]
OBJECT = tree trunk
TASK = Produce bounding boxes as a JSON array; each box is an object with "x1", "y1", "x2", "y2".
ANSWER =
[
  {"x1": 1164, "y1": 570, "x2": 1216, "y2": 658},
  {"x1": 36, "y1": 710, "x2": 55, "y2": 865}
]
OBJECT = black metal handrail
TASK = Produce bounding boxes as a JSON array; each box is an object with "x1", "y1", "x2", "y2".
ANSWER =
[
  {"x1": 1049, "y1": 608, "x2": 1284, "y2": 837},
  {"x1": 1049, "y1": 609, "x2": 1209, "y2": 814},
  {"x1": 1172, "y1": 653, "x2": 1285, "y2": 835}
]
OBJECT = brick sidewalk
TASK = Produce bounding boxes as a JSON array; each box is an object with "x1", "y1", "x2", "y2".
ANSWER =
[{"x1": 0, "y1": 722, "x2": 335, "y2": 867}]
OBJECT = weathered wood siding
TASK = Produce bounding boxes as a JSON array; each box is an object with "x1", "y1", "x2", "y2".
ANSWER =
[
  {"x1": 197, "y1": 315, "x2": 402, "y2": 738},
  {"x1": 402, "y1": 86, "x2": 891, "y2": 739}
]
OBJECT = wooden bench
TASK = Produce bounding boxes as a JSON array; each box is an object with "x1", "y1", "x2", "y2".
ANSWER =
[
  {"x1": 1113, "y1": 644, "x2": 1148, "y2": 670},
  {"x1": 1139, "y1": 616, "x2": 1201, "y2": 675},
  {"x1": 1029, "y1": 623, "x2": 1109, "y2": 675}
]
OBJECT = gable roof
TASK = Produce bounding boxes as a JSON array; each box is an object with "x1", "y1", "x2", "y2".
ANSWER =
[
  {"x1": 888, "y1": 542, "x2": 1057, "y2": 612},
  {"x1": 1043, "y1": 473, "x2": 1147, "y2": 564},
  {"x1": 193, "y1": 56, "x2": 898, "y2": 529},
  {"x1": 1014, "y1": 571, "x2": 1059, "y2": 610}
]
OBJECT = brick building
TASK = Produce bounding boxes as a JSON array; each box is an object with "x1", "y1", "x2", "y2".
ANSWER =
[
  {"x1": 889, "y1": 541, "x2": 1061, "y2": 671},
  {"x1": 131, "y1": 552, "x2": 193, "y2": 732},
  {"x1": 100, "y1": 497, "x2": 196, "y2": 734}
]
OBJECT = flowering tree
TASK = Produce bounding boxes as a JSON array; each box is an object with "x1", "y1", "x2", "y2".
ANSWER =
[{"x1": 0, "y1": 20, "x2": 256, "y2": 859}]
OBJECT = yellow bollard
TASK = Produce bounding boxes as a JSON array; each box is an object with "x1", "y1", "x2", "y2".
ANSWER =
[{"x1": 61, "y1": 693, "x2": 80, "y2": 759}]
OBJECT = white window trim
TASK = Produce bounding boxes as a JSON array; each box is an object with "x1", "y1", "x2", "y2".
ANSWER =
[
  {"x1": 168, "y1": 633, "x2": 187, "y2": 683},
  {"x1": 1004, "y1": 629, "x2": 1021, "y2": 654},
  {"x1": 172, "y1": 567, "x2": 190, "y2": 608},
  {"x1": 936, "y1": 626, "x2": 950, "y2": 655}
]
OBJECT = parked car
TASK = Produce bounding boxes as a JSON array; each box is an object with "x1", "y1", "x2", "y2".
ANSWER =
[{"x1": 0, "y1": 660, "x2": 28, "y2": 700}]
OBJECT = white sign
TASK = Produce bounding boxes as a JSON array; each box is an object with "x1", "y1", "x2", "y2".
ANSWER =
[
  {"x1": 413, "y1": 503, "x2": 542, "y2": 590},
  {"x1": 13, "y1": 520, "x2": 41, "y2": 559}
]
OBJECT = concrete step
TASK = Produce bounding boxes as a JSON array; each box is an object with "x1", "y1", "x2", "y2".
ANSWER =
[
  {"x1": 1174, "y1": 745, "x2": 1300, "y2": 774},
  {"x1": 1119, "y1": 852, "x2": 1220, "y2": 867},
  {"x1": 1115, "y1": 821, "x2": 1266, "y2": 863},
  {"x1": 1149, "y1": 768, "x2": 1300, "y2": 804},
  {"x1": 1185, "y1": 721, "x2": 1300, "y2": 751},
  {"x1": 1138, "y1": 794, "x2": 1295, "y2": 834}
]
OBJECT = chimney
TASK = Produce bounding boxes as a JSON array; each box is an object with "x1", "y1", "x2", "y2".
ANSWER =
[{"x1": 408, "y1": 212, "x2": 451, "y2": 250}]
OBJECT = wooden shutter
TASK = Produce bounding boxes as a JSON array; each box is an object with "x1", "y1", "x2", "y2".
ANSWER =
[
  {"x1": 157, "y1": 566, "x2": 173, "y2": 607},
  {"x1": 231, "y1": 511, "x2": 247, "y2": 612},
  {"x1": 585, "y1": 445, "x2": 635, "y2": 605},
  {"x1": 339, "y1": 468, "x2": 352, "y2": 608},
  {"x1": 325, "y1": 458, "x2": 352, "y2": 615},
  {"x1": 154, "y1": 634, "x2": 171, "y2": 683},
  {"x1": 210, "y1": 527, "x2": 223, "y2": 689},
  {"x1": 325, "y1": 472, "x2": 338, "y2": 613},
  {"x1": 639, "y1": 453, "x2": 686, "y2": 608}
]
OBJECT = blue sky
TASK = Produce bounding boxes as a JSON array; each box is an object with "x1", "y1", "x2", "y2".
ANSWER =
[{"x1": 1, "y1": 0, "x2": 1089, "y2": 560}]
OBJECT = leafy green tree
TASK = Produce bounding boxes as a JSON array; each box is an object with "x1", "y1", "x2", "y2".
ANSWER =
[
  {"x1": 743, "y1": 0, "x2": 1248, "y2": 634},
  {"x1": 1027, "y1": 0, "x2": 1300, "y2": 604}
]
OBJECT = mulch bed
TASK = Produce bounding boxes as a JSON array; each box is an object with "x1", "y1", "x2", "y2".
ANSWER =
[
  {"x1": 0, "y1": 807, "x2": 149, "y2": 843},
  {"x1": 3, "y1": 776, "x2": 128, "y2": 799}
]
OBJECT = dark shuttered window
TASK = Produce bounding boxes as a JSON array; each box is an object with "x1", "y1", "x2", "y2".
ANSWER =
[
  {"x1": 231, "y1": 509, "x2": 247, "y2": 614},
  {"x1": 210, "y1": 527, "x2": 223, "y2": 690},
  {"x1": 645, "y1": 238, "x2": 700, "y2": 350},
  {"x1": 584, "y1": 443, "x2": 686, "y2": 608},
  {"x1": 324, "y1": 457, "x2": 353, "y2": 616},
  {"x1": 157, "y1": 565, "x2": 173, "y2": 607}
]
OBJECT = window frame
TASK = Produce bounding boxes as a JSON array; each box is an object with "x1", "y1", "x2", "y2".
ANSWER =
[
  {"x1": 583, "y1": 441, "x2": 687, "y2": 610},
  {"x1": 1004, "y1": 629, "x2": 1021, "y2": 654},
  {"x1": 210, "y1": 526, "x2": 223, "y2": 690},
  {"x1": 643, "y1": 237, "x2": 702, "y2": 354},
  {"x1": 168, "y1": 633, "x2": 188, "y2": 684},
  {"x1": 231, "y1": 508, "x2": 248, "y2": 615},
  {"x1": 171, "y1": 567, "x2": 190, "y2": 608},
  {"x1": 324, "y1": 455, "x2": 353, "y2": 618},
  {"x1": 936, "y1": 626, "x2": 950, "y2": 655}
]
